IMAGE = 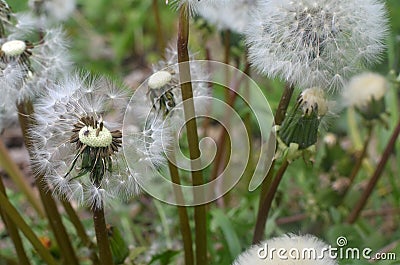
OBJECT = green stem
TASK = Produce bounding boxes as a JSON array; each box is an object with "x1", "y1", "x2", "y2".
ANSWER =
[
  {"x1": 342, "y1": 125, "x2": 373, "y2": 197},
  {"x1": 253, "y1": 160, "x2": 289, "y2": 243},
  {"x1": 0, "y1": 191, "x2": 58, "y2": 265},
  {"x1": 253, "y1": 83, "x2": 294, "y2": 244},
  {"x1": 0, "y1": 139, "x2": 45, "y2": 218},
  {"x1": 36, "y1": 179, "x2": 80, "y2": 265},
  {"x1": 17, "y1": 102, "x2": 79, "y2": 265},
  {"x1": 347, "y1": 119, "x2": 400, "y2": 224},
  {"x1": 177, "y1": 4, "x2": 207, "y2": 264},
  {"x1": 152, "y1": 0, "x2": 166, "y2": 57},
  {"x1": 0, "y1": 176, "x2": 31, "y2": 265},
  {"x1": 92, "y1": 204, "x2": 114, "y2": 265},
  {"x1": 61, "y1": 200, "x2": 100, "y2": 264},
  {"x1": 167, "y1": 155, "x2": 194, "y2": 265}
]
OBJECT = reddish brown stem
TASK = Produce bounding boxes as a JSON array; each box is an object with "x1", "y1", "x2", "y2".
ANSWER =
[{"x1": 347, "y1": 119, "x2": 400, "y2": 224}]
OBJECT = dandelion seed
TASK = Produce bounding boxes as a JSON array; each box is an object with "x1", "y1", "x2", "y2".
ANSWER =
[
  {"x1": 31, "y1": 73, "x2": 139, "y2": 209},
  {"x1": 246, "y1": 0, "x2": 388, "y2": 90}
]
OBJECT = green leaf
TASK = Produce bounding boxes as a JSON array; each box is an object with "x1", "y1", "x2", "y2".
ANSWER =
[{"x1": 211, "y1": 208, "x2": 242, "y2": 261}]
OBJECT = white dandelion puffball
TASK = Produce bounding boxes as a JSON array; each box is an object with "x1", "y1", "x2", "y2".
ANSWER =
[
  {"x1": 246, "y1": 0, "x2": 388, "y2": 90},
  {"x1": 0, "y1": 27, "x2": 71, "y2": 103},
  {"x1": 168, "y1": 0, "x2": 229, "y2": 15},
  {"x1": 31, "y1": 73, "x2": 139, "y2": 209},
  {"x1": 198, "y1": 0, "x2": 257, "y2": 34},
  {"x1": 342, "y1": 72, "x2": 388, "y2": 108},
  {"x1": 233, "y1": 234, "x2": 338, "y2": 265}
]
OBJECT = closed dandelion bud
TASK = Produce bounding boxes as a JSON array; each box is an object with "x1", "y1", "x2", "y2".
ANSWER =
[
  {"x1": 245, "y1": 0, "x2": 389, "y2": 90},
  {"x1": 233, "y1": 234, "x2": 338, "y2": 265},
  {"x1": 277, "y1": 88, "x2": 329, "y2": 161},
  {"x1": 107, "y1": 225, "x2": 129, "y2": 265},
  {"x1": 343, "y1": 72, "x2": 388, "y2": 121}
]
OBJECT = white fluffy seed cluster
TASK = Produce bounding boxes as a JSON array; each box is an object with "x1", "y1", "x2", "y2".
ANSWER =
[
  {"x1": 197, "y1": 0, "x2": 257, "y2": 34},
  {"x1": 245, "y1": 0, "x2": 388, "y2": 91},
  {"x1": 233, "y1": 234, "x2": 338, "y2": 265},
  {"x1": 300, "y1": 88, "x2": 328, "y2": 116},
  {"x1": 31, "y1": 73, "x2": 139, "y2": 210},
  {"x1": 0, "y1": 1, "x2": 71, "y2": 132},
  {"x1": 342, "y1": 72, "x2": 388, "y2": 108}
]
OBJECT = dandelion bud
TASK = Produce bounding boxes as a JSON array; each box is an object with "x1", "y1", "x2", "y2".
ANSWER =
[
  {"x1": 343, "y1": 72, "x2": 388, "y2": 121},
  {"x1": 277, "y1": 88, "x2": 329, "y2": 161},
  {"x1": 233, "y1": 234, "x2": 338, "y2": 265}
]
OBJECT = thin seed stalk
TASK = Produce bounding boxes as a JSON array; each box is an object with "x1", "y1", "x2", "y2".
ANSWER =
[
  {"x1": 347, "y1": 119, "x2": 400, "y2": 224},
  {"x1": 0, "y1": 176, "x2": 31, "y2": 265},
  {"x1": 177, "y1": 4, "x2": 207, "y2": 264},
  {"x1": 92, "y1": 203, "x2": 114, "y2": 265},
  {"x1": 167, "y1": 152, "x2": 194, "y2": 265},
  {"x1": 61, "y1": 200, "x2": 100, "y2": 265},
  {"x1": 0, "y1": 191, "x2": 58, "y2": 265},
  {"x1": 17, "y1": 102, "x2": 79, "y2": 265},
  {"x1": 253, "y1": 83, "x2": 294, "y2": 244}
]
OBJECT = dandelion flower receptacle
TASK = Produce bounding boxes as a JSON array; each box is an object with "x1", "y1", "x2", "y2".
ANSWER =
[
  {"x1": 31, "y1": 73, "x2": 139, "y2": 209},
  {"x1": 245, "y1": 0, "x2": 388, "y2": 90},
  {"x1": 233, "y1": 234, "x2": 338, "y2": 265}
]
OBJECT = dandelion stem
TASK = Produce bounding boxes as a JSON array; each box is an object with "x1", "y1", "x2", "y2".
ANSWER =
[
  {"x1": 61, "y1": 199, "x2": 100, "y2": 264},
  {"x1": 17, "y1": 102, "x2": 79, "y2": 265},
  {"x1": 177, "y1": 4, "x2": 207, "y2": 264},
  {"x1": 253, "y1": 160, "x2": 289, "y2": 243},
  {"x1": 92, "y1": 203, "x2": 114, "y2": 265},
  {"x1": 0, "y1": 175, "x2": 31, "y2": 265},
  {"x1": 152, "y1": 0, "x2": 166, "y2": 57},
  {"x1": 253, "y1": 83, "x2": 294, "y2": 244},
  {"x1": 341, "y1": 125, "x2": 373, "y2": 197},
  {"x1": 167, "y1": 153, "x2": 194, "y2": 265},
  {"x1": 347, "y1": 119, "x2": 400, "y2": 224},
  {"x1": 0, "y1": 191, "x2": 58, "y2": 265},
  {"x1": 0, "y1": 139, "x2": 45, "y2": 218}
]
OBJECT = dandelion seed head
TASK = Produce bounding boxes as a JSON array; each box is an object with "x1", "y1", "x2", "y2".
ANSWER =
[
  {"x1": 246, "y1": 0, "x2": 389, "y2": 90},
  {"x1": 233, "y1": 234, "x2": 338, "y2": 265},
  {"x1": 343, "y1": 72, "x2": 387, "y2": 108},
  {"x1": 31, "y1": 73, "x2": 139, "y2": 209},
  {"x1": 198, "y1": 0, "x2": 257, "y2": 34}
]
